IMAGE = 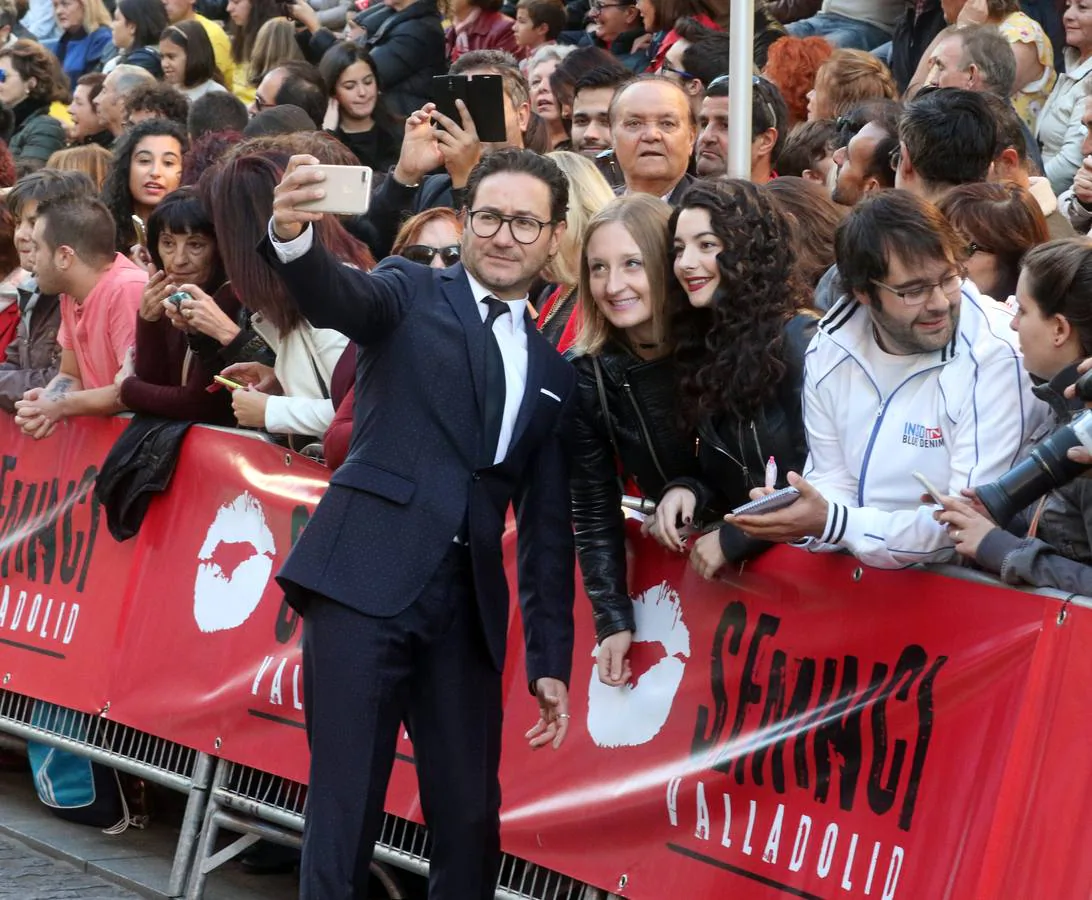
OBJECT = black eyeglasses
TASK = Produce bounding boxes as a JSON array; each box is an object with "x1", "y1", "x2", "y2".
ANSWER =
[
  {"x1": 402, "y1": 244, "x2": 461, "y2": 266},
  {"x1": 662, "y1": 64, "x2": 698, "y2": 82},
  {"x1": 967, "y1": 242, "x2": 994, "y2": 256},
  {"x1": 706, "y1": 74, "x2": 778, "y2": 127},
  {"x1": 590, "y1": 0, "x2": 632, "y2": 9},
  {"x1": 467, "y1": 210, "x2": 553, "y2": 244}
]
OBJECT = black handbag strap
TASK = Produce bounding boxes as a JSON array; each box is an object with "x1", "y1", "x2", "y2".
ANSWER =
[{"x1": 591, "y1": 356, "x2": 625, "y2": 495}]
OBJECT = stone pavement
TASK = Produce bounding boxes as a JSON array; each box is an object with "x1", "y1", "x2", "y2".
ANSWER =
[{"x1": 0, "y1": 834, "x2": 142, "y2": 899}]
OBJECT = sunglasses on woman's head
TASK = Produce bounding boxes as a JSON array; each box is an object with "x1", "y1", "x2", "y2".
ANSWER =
[{"x1": 403, "y1": 244, "x2": 461, "y2": 266}]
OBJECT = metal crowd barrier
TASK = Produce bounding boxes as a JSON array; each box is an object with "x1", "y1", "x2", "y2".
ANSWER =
[
  {"x1": 0, "y1": 686, "x2": 615, "y2": 899},
  {"x1": 0, "y1": 688, "x2": 214, "y2": 897},
  {"x1": 186, "y1": 756, "x2": 614, "y2": 900}
]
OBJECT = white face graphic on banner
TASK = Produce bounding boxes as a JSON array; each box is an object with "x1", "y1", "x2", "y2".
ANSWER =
[
  {"x1": 586, "y1": 581, "x2": 690, "y2": 748},
  {"x1": 193, "y1": 492, "x2": 276, "y2": 633}
]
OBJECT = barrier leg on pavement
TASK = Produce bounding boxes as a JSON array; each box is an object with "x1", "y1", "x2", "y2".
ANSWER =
[
  {"x1": 185, "y1": 758, "x2": 604, "y2": 900},
  {"x1": 0, "y1": 690, "x2": 212, "y2": 900}
]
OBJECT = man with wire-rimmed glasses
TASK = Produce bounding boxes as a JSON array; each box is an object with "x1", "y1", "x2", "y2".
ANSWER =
[
  {"x1": 694, "y1": 72, "x2": 787, "y2": 181},
  {"x1": 263, "y1": 147, "x2": 578, "y2": 899},
  {"x1": 567, "y1": 0, "x2": 648, "y2": 72},
  {"x1": 730, "y1": 189, "x2": 1046, "y2": 570}
]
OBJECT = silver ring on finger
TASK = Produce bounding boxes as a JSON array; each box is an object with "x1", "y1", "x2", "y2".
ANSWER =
[
  {"x1": 557, "y1": 713, "x2": 570, "y2": 719},
  {"x1": 952, "y1": 530, "x2": 961, "y2": 540}
]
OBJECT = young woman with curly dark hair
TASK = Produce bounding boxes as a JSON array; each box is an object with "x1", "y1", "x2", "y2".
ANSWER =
[
  {"x1": 568, "y1": 193, "x2": 702, "y2": 687},
  {"x1": 101, "y1": 117, "x2": 187, "y2": 253},
  {"x1": 647, "y1": 178, "x2": 818, "y2": 578}
]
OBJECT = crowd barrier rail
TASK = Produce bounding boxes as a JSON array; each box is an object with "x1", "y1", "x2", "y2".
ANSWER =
[{"x1": 1, "y1": 414, "x2": 1092, "y2": 899}]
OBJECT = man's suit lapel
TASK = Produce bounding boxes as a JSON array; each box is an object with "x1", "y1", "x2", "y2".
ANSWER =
[{"x1": 441, "y1": 264, "x2": 486, "y2": 417}]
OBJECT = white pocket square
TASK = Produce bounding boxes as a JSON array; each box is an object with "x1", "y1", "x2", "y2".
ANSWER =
[{"x1": 540, "y1": 388, "x2": 561, "y2": 402}]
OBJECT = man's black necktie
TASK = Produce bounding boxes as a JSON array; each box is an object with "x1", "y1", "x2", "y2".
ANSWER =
[{"x1": 482, "y1": 297, "x2": 510, "y2": 467}]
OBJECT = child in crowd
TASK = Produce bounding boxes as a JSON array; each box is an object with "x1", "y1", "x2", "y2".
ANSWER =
[{"x1": 513, "y1": 0, "x2": 566, "y2": 68}]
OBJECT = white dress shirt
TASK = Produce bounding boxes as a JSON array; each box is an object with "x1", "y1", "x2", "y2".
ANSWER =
[{"x1": 269, "y1": 221, "x2": 529, "y2": 463}]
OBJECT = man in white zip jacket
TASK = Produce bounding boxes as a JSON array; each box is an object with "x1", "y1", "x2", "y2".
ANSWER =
[{"x1": 731, "y1": 190, "x2": 1049, "y2": 569}]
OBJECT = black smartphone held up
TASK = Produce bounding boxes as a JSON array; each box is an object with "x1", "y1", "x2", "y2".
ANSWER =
[{"x1": 431, "y1": 74, "x2": 506, "y2": 143}]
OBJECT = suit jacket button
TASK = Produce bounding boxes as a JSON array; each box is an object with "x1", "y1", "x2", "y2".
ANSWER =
[{"x1": 473, "y1": 472, "x2": 481, "y2": 481}]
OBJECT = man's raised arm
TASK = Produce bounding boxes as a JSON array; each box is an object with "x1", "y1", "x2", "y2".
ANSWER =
[{"x1": 263, "y1": 154, "x2": 410, "y2": 346}]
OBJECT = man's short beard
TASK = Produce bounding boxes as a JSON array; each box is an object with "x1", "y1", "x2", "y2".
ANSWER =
[{"x1": 868, "y1": 301, "x2": 959, "y2": 356}]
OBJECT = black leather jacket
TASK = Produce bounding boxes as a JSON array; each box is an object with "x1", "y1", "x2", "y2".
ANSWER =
[
  {"x1": 667, "y1": 312, "x2": 817, "y2": 562},
  {"x1": 569, "y1": 341, "x2": 698, "y2": 641}
]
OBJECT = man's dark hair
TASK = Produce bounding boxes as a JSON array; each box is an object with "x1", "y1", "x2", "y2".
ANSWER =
[
  {"x1": 243, "y1": 103, "x2": 315, "y2": 137},
  {"x1": 271, "y1": 61, "x2": 328, "y2": 129},
  {"x1": 980, "y1": 91, "x2": 1029, "y2": 168},
  {"x1": 848, "y1": 100, "x2": 901, "y2": 189},
  {"x1": 451, "y1": 50, "x2": 529, "y2": 111},
  {"x1": 899, "y1": 87, "x2": 997, "y2": 188},
  {"x1": 552, "y1": 46, "x2": 626, "y2": 112},
  {"x1": 573, "y1": 64, "x2": 632, "y2": 98},
  {"x1": 124, "y1": 83, "x2": 190, "y2": 128},
  {"x1": 188, "y1": 91, "x2": 249, "y2": 140},
  {"x1": 515, "y1": 0, "x2": 567, "y2": 41},
  {"x1": 835, "y1": 189, "x2": 966, "y2": 297},
  {"x1": 956, "y1": 25, "x2": 1016, "y2": 97},
  {"x1": 681, "y1": 31, "x2": 732, "y2": 86},
  {"x1": 832, "y1": 97, "x2": 901, "y2": 149},
  {"x1": 465, "y1": 148, "x2": 569, "y2": 224},
  {"x1": 673, "y1": 15, "x2": 714, "y2": 42},
  {"x1": 777, "y1": 120, "x2": 838, "y2": 178},
  {"x1": 706, "y1": 74, "x2": 789, "y2": 163},
  {"x1": 7, "y1": 169, "x2": 96, "y2": 218},
  {"x1": 36, "y1": 196, "x2": 118, "y2": 264}
]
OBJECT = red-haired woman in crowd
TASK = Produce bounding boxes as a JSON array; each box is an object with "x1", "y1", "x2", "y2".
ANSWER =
[
  {"x1": 763, "y1": 34, "x2": 833, "y2": 125},
  {"x1": 192, "y1": 148, "x2": 372, "y2": 442}
]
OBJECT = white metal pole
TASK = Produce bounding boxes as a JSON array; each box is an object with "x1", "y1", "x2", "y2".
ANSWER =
[{"x1": 726, "y1": 0, "x2": 755, "y2": 178}]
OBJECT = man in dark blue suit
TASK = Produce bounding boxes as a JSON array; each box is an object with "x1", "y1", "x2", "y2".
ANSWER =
[{"x1": 264, "y1": 147, "x2": 577, "y2": 900}]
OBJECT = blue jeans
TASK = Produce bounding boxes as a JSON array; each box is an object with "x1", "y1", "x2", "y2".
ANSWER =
[{"x1": 786, "y1": 13, "x2": 892, "y2": 51}]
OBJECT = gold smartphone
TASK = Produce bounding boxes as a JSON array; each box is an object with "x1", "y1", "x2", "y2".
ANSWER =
[
  {"x1": 295, "y1": 165, "x2": 374, "y2": 215},
  {"x1": 131, "y1": 214, "x2": 147, "y2": 246}
]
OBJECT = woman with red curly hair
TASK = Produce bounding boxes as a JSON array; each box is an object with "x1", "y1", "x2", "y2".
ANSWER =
[{"x1": 763, "y1": 35, "x2": 832, "y2": 125}]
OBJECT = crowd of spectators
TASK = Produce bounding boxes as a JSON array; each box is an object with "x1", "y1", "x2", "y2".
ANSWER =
[{"x1": 5, "y1": 0, "x2": 1092, "y2": 853}]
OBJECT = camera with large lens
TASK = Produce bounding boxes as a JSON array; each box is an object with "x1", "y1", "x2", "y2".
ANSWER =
[{"x1": 977, "y1": 369, "x2": 1092, "y2": 527}]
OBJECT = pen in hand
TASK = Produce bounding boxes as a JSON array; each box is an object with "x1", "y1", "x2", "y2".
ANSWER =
[{"x1": 765, "y1": 456, "x2": 777, "y2": 490}]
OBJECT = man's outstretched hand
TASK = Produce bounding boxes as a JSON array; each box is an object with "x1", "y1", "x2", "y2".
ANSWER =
[{"x1": 526, "y1": 677, "x2": 570, "y2": 750}]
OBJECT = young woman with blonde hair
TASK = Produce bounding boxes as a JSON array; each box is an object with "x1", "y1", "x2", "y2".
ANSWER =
[
  {"x1": 569, "y1": 193, "x2": 699, "y2": 687},
  {"x1": 807, "y1": 48, "x2": 898, "y2": 120}
]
